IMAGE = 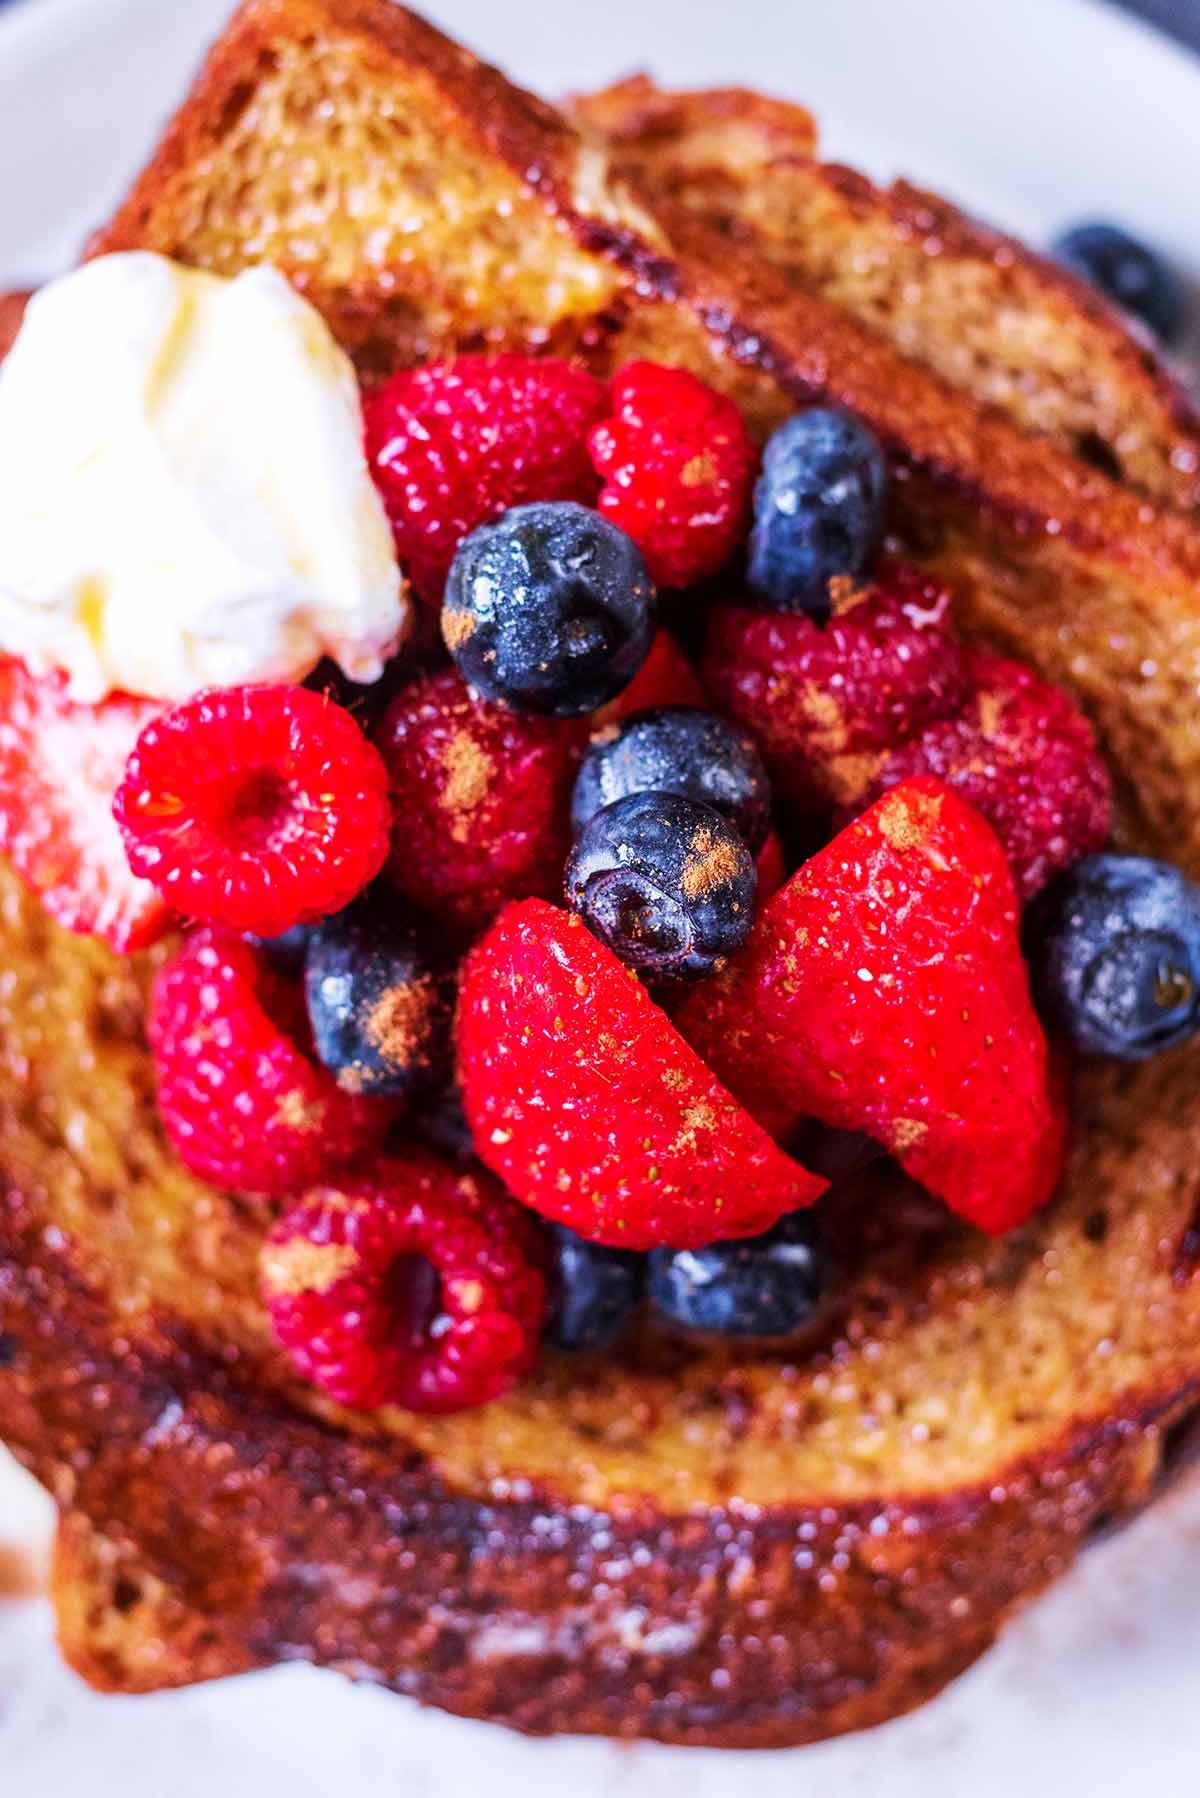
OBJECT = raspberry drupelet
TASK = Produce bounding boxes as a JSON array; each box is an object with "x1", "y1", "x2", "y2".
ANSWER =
[
  {"x1": 373, "y1": 668, "x2": 585, "y2": 936},
  {"x1": 702, "y1": 563, "x2": 972, "y2": 809},
  {"x1": 363, "y1": 354, "x2": 609, "y2": 605},
  {"x1": 589, "y1": 361, "x2": 758, "y2": 590},
  {"x1": 150, "y1": 928, "x2": 396, "y2": 1197},
  {"x1": 262, "y1": 1151, "x2": 547, "y2": 1413},
  {"x1": 115, "y1": 684, "x2": 392, "y2": 937}
]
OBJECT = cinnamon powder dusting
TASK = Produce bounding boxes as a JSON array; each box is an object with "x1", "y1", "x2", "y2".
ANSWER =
[
  {"x1": 877, "y1": 788, "x2": 942, "y2": 853},
  {"x1": 365, "y1": 978, "x2": 433, "y2": 1070},
  {"x1": 441, "y1": 607, "x2": 477, "y2": 651},
  {"x1": 681, "y1": 828, "x2": 741, "y2": 900},
  {"x1": 440, "y1": 729, "x2": 495, "y2": 843},
  {"x1": 275, "y1": 1088, "x2": 320, "y2": 1133},
  {"x1": 262, "y1": 1238, "x2": 358, "y2": 1298}
]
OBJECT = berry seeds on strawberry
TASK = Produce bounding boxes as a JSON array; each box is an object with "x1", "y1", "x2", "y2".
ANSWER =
[
  {"x1": 456, "y1": 898, "x2": 825, "y2": 1249},
  {"x1": 115, "y1": 683, "x2": 392, "y2": 937},
  {"x1": 0, "y1": 655, "x2": 170, "y2": 951},
  {"x1": 678, "y1": 779, "x2": 1068, "y2": 1236}
]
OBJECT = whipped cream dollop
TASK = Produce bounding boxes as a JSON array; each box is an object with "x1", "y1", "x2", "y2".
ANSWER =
[{"x1": 0, "y1": 253, "x2": 409, "y2": 702}]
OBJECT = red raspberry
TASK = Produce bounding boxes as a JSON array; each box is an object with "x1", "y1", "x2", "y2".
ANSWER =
[
  {"x1": 589, "y1": 362, "x2": 757, "y2": 589},
  {"x1": 151, "y1": 928, "x2": 395, "y2": 1197},
  {"x1": 262, "y1": 1152, "x2": 546, "y2": 1413},
  {"x1": 457, "y1": 898, "x2": 825, "y2": 1249},
  {"x1": 363, "y1": 355, "x2": 608, "y2": 605},
  {"x1": 591, "y1": 626, "x2": 707, "y2": 729},
  {"x1": 0, "y1": 656, "x2": 170, "y2": 951},
  {"x1": 115, "y1": 685, "x2": 391, "y2": 938},
  {"x1": 678, "y1": 780, "x2": 1067, "y2": 1235},
  {"x1": 374, "y1": 669, "x2": 584, "y2": 936},
  {"x1": 851, "y1": 650, "x2": 1111, "y2": 902},
  {"x1": 702, "y1": 563, "x2": 972, "y2": 809}
]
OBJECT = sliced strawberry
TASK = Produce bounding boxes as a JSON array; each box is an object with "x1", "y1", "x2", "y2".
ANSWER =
[
  {"x1": 0, "y1": 656, "x2": 170, "y2": 951},
  {"x1": 457, "y1": 898, "x2": 824, "y2": 1249},
  {"x1": 678, "y1": 779, "x2": 1067, "y2": 1235}
]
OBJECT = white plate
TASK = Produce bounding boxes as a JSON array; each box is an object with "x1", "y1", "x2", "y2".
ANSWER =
[{"x1": 1, "y1": 0, "x2": 1200, "y2": 1793}]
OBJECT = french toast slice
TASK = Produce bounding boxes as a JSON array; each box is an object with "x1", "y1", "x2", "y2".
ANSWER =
[
  {"x1": 87, "y1": 1, "x2": 1200, "y2": 879},
  {"x1": 2, "y1": 0, "x2": 1200, "y2": 1748},
  {"x1": 572, "y1": 74, "x2": 1200, "y2": 516}
]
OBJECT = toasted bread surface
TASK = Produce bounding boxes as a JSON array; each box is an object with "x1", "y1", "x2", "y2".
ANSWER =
[
  {"x1": 1, "y1": 841, "x2": 1198, "y2": 1741},
  {"x1": 3, "y1": 0, "x2": 1200, "y2": 1747},
  {"x1": 87, "y1": 0, "x2": 1200, "y2": 880},
  {"x1": 572, "y1": 75, "x2": 1200, "y2": 515}
]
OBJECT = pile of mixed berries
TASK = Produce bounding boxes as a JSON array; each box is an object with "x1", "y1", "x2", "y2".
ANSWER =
[{"x1": 4, "y1": 351, "x2": 1200, "y2": 1416}]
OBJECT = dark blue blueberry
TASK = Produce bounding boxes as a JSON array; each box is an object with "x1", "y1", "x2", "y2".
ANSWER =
[
  {"x1": 565, "y1": 791, "x2": 756, "y2": 983},
  {"x1": 648, "y1": 1208, "x2": 830, "y2": 1339},
  {"x1": 747, "y1": 408, "x2": 888, "y2": 618},
  {"x1": 572, "y1": 706, "x2": 772, "y2": 856},
  {"x1": 248, "y1": 922, "x2": 316, "y2": 976},
  {"x1": 1053, "y1": 222, "x2": 1184, "y2": 345},
  {"x1": 547, "y1": 1224, "x2": 643, "y2": 1352},
  {"x1": 415, "y1": 1080, "x2": 477, "y2": 1164},
  {"x1": 304, "y1": 908, "x2": 450, "y2": 1097},
  {"x1": 1029, "y1": 853, "x2": 1200, "y2": 1060},
  {"x1": 442, "y1": 500, "x2": 657, "y2": 718}
]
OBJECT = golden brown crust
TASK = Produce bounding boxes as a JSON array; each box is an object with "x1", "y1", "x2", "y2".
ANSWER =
[
  {"x1": 2, "y1": 1156, "x2": 1196, "y2": 1745},
  {"x1": 4, "y1": 0, "x2": 1200, "y2": 1748},
  {"x1": 2, "y1": 842, "x2": 1200, "y2": 1743},
  {"x1": 572, "y1": 78, "x2": 1200, "y2": 515}
]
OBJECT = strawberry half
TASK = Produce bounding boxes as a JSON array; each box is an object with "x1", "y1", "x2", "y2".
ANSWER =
[
  {"x1": 457, "y1": 898, "x2": 824, "y2": 1249},
  {"x1": 0, "y1": 656, "x2": 169, "y2": 951},
  {"x1": 678, "y1": 778, "x2": 1068, "y2": 1235}
]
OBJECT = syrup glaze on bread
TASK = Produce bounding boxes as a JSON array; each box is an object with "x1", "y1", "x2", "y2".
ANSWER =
[{"x1": 2, "y1": 0, "x2": 1200, "y2": 1746}]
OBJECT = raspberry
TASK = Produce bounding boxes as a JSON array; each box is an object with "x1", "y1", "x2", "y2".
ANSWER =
[
  {"x1": 592, "y1": 627, "x2": 707, "y2": 729},
  {"x1": 589, "y1": 361, "x2": 757, "y2": 589},
  {"x1": 262, "y1": 1151, "x2": 546, "y2": 1412},
  {"x1": 150, "y1": 929, "x2": 395, "y2": 1197},
  {"x1": 0, "y1": 656, "x2": 170, "y2": 951},
  {"x1": 457, "y1": 898, "x2": 824, "y2": 1248},
  {"x1": 678, "y1": 780, "x2": 1068, "y2": 1235},
  {"x1": 851, "y1": 650, "x2": 1112, "y2": 902},
  {"x1": 363, "y1": 355, "x2": 608, "y2": 605},
  {"x1": 702, "y1": 563, "x2": 971, "y2": 808},
  {"x1": 374, "y1": 669, "x2": 584, "y2": 935},
  {"x1": 115, "y1": 685, "x2": 392, "y2": 938}
]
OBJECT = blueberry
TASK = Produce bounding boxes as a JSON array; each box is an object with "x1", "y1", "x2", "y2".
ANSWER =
[
  {"x1": 547, "y1": 1224, "x2": 643, "y2": 1352},
  {"x1": 648, "y1": 1208, "x2": 830, "y2": 1339},
  {"x1": 1053, "y1": 222, "x2": 1183, "y2": 345},
  {"x1": 572, "y1": 706, "x2": 772, "y2": 856},
  {"x1": 442, "y1": 501, "x2": 657, "y2": 717},
  {"x1": 747, "y1": 408, "x2": 888, "y2": 618},
  {"x1": 1029, "y1": 853, "x2": 1200, "y2": 1060},
  {"x1": 565, "y1": 791, "x2": 756, "y2": 983},
  {"x1": 305, "y1": 908, "x2": 450, "y2": 1097},
  {"x1": 248, "y1": 922, "x2": 315, "y2": 976},
  {"x1": 414, "y1": 1080, "x2": 477, "y2": 1163}
]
